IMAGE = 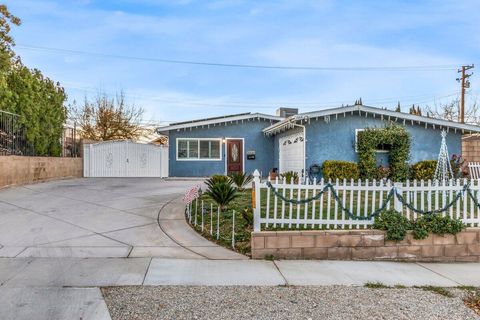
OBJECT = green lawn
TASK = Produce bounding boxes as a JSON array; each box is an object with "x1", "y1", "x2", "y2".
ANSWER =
[
  {"x1": 190, "y1": 190, "x2": 253, "y2": 256},
  {"x1": 189, "y1": 186, "x2": 478, "y2": 256}
]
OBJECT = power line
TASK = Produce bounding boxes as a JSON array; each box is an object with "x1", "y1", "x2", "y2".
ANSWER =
[
  {"x1": 64, "y1": 84, "x2": 461, "y2": 109},
  {"x1": 17, "y1": 44, "x2": 459, "y2": 72},
  {"x1": 64, "y1": 83, "x2": 457, "y2": 106}
]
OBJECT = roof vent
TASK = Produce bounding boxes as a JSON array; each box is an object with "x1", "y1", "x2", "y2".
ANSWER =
[{"x1": 276, "y1": 107, "x2": 298, "y2": 118}]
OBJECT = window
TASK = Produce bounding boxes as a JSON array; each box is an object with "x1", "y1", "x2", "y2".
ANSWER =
[
  {"x1": 355, "y1": 129, "x2": 391, "y2": 153},
  {"x1": 177, "y1": 138, "x2": 222, "y2": 160}
]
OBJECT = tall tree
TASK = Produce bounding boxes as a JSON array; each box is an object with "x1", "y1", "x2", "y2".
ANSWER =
[
  {"x1": 71, "y1": 92, "x2": 146, "y2": 141},
  {"x1": 6, "y1": 64, "x2": 67, "y2": 155},
  {"x1": 0, "y1": 4, "x2": 20, "y2": 106},
  {"x1": 0, "y1": 4, "x2": 67, "y2": 156},
  {"x1": 0, "y1": 4, "x2": 20, "y2": 68}
]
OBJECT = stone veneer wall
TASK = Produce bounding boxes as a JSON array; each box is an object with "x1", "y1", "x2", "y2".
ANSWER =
[
  {"x1": 0, "y1": 156, "x2": 83, "y2": 188},
  {"x1": 251, "y1": 229, "x2": 480, "y2": 262}
]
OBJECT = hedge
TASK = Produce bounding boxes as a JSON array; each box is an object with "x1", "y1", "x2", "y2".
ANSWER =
[
  {"x1": 357, "y1": 125, "x2": 411, "y2": 181},
  {"x1": 322, "y1": 160, "x2": 360, "y2": 180},
  {"x1": 410, "y1": 160, "x2": 437, "y2": 180}
]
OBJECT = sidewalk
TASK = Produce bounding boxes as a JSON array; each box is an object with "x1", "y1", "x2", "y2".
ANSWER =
[
  {"x1": 1, "y1": 257, "x2": 479, "y2": 319},
  {"x1": 2, "y1": 257, "x2": 480, "y2": 287}
]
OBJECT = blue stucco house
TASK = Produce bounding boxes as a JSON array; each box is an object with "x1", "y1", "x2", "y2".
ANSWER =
[{"x1": 156, "y1": 105, "x2": 480, "y2": 177}]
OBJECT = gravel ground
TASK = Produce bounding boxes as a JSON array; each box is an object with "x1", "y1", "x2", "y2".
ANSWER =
[{"x1": 101, "y1": 286, "x2": 479, "y2": 320}]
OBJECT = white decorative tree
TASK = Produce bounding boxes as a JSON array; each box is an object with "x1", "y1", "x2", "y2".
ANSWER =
[{"x1": 434, "y1": 130, "x2": 454, "y2": 182}]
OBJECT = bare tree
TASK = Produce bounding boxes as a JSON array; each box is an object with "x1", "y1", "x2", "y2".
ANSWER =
[
  {"x1": 425, "y1": 97, "x2": 479, "y2": 124},
  {"x1": 71, "y1": 92, "x2": 147, "y2": 141}
]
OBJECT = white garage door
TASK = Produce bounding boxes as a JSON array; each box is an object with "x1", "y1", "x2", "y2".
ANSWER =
[
  {"x1": 83, "y1": 140, "x2": 168, "y2": 177},
  {"x1": 279, "y1": 132, "x2": 304, "y2": 176}
]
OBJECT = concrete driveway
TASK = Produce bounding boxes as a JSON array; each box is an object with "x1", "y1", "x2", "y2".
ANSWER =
[{"x1": 0, "y1": 178, "x2": 245, "y2": 260}]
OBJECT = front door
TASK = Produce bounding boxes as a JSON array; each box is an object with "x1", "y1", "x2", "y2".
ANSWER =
[{"x1": 227, "y1": 139, "x2": 243, "y2": 174}]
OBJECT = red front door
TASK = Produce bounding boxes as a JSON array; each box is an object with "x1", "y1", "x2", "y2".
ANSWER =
[{"x1": 227, "y1": 139, "x2": 243, "y2": 174}]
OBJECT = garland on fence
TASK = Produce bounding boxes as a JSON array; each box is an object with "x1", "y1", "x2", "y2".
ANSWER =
[
  {"x1": 265, "y1": 181, "x2": 473, "y2": 220},
  {"x1": 394, "y1": 184, "x2": 468, "y2": 215}
]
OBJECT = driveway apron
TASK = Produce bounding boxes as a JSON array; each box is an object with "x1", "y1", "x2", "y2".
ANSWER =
[{"x1": 0, "y1": 178, "x2": 246, "y2": 260}]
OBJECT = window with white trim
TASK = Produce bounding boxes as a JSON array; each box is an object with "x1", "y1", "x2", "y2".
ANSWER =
[
  {"x1": 177, "y1": 139, "x2": 221, "y2": 160},
  {"x1": 355, "y1": 129, "x2": 392, "y2": 153}
]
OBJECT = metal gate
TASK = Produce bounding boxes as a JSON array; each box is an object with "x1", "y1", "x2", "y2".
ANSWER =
[{"x1": 83, "y1": 140, "x2": 168, "y2": 177}]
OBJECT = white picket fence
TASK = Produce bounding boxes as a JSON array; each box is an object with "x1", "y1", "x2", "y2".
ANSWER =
[
  {"x1": 252, "y1": 170, "x2": 480, "y2": 232},
  {"x1": 469, "y1": 162, "x2": 480, "y2": 179}
]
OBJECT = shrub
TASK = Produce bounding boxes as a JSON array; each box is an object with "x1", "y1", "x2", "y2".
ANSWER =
[
  {"x1": 321, "y1": 160, "x2": 360, "y2": 181},
  {"x1": 412, "y1": 214, "x2": 465, "y2": 239},
  {"x1": 373, "y1": 209, "x2": 411, "y2": 241},
  {"x1": 410, "y1": 160, "x2": 437, "y2": 180},
  {"x1": 411, "y1": 157, "x2": 467, "y2": 180},
  {"x1": 280, "y1": 171, "x2": 299, "y2": 184},
  {"x1": 374, "y1": 209, "x2": 466, "y2": 241},
  {"x1": 451, "y1": 154, "x2": 466, "y2": 178},
  {"x1": 375, "y1": 165, "x2": 391, "y2": 180},
  {"x1": 229, "y1": 172, "x2": 253, "y2": 191},
  {"x1": 240, "y1": 207, "x2": 253, "y2": 226}
]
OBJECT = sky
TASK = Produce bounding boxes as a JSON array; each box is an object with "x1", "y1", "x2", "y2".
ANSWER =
[{"x1": 4, "y1": 0, "x2": 480, "y2": 124}]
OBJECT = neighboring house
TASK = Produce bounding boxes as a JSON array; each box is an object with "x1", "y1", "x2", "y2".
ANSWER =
[{"x1": 157, "y1": 105, "x2": 480, "y2": 177}]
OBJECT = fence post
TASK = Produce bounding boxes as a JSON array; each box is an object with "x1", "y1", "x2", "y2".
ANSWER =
[
  {"x1": 253, "y1": 169, "x2": 261, "y2": 232},
  {"x1": 232, "y1": 210, "x2": 235, "y2": 249},
  {"x1": 394, "y1": 182, "x2": 403, "y2": 213}
]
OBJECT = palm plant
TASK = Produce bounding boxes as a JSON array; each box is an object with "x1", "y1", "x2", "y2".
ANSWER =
[
  {"x1": 205, "y1": 174, "x2": 238, "y2": 210},
  {"x1": 205, "y1": 175, "x2": 231, "y2": 189},
  {"x1": 204, "y1": 180, "x2": 238, "y2": 211},
  {"x1": 229, "y1": 172, "x2": 253, "y2": 191},
  {"x1": 280, "y1": 171, "x2": 299, "y2": 184}
]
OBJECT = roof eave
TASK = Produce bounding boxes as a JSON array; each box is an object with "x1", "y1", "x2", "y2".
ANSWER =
[
  {"x1": 157, "y1": 113, "x2": 284, "y2": 133},
  {"x1": 263, "y1": 105, "x2": 480, "y2": 135}
]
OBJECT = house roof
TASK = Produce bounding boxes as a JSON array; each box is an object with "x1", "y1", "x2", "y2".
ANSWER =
[
  {"x1": 156, "y1": 112, "x2": 284, "y2": 133},
  {"x1": 263, "y1": 104, "x2": 480, "y2": 135}
]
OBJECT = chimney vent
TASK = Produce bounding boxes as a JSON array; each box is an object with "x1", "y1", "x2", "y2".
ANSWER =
[{"x1": 276, "y1": 107, "x2": 299, "y2": 118}]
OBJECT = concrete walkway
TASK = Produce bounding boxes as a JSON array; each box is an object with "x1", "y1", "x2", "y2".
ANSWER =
[
  {"x1": 2, "y1": 258, "x2": 479, "y2": 288},
  {"x1": 1, "y1": 257, "x2": 480, "y2": 319},
  {"x1": 0, "y1": 178, "x2": 244, "y2": 260}
]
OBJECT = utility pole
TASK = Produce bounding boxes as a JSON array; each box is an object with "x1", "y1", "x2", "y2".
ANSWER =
[{"x1": 457, "y1": 64, "x2": 474, "y2": 123}]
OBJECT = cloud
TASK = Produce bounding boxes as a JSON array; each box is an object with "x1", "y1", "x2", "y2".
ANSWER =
[{"x1": 5, "y1": 0, "x2": 479, "y2": 122}]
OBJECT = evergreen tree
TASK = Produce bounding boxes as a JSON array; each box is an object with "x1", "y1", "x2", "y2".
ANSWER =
[
  {"x1": 395, "y1": 101, "x2": 401, "y2": 112},
  {"x1": 0, "y1": 5, "x2": 67, "y2": 155},
  {"x1": 416, "y1": 106, "x2": 422, "y2": 116}
]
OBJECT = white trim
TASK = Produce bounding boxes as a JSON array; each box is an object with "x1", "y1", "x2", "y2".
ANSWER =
[
  {"x1": 224, "y1": 137, "x2": 245, "y2": 175},
  {"x1": 354, "y1": 129, "x2": 390, "y2": 153},
  {"x1": 263, "y1": 105, "x2": 480, "y2": 135},
  {"x1": 158, "y1": 113, "x2": 283, "y2": 132},
  {"x1": 176, "y1": 138, "x2": 222, "y2": 161}
]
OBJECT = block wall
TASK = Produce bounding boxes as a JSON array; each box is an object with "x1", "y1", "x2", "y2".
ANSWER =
[
  {"x1": 0, "y1": 156, "x2": 83, "y2": 188},
  {"x1": 251, "y1": 229, "x2": 480, "y2": 262}
]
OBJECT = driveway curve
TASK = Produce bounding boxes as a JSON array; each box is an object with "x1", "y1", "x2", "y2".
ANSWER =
[{"x1": 0, "y1": 178, "x2": 246, "y2": 259}]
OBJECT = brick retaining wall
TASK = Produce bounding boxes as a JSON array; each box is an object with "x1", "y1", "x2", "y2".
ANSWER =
[
  {"x1": 0, "y1": 156, "x2": 83, "y2": 188},
  {"x1": 462, "y1": 135, "x2": 480, "y2": 164},
  {"x1": 251, "y1": 229, "x2": 480, "y2": 262}
]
